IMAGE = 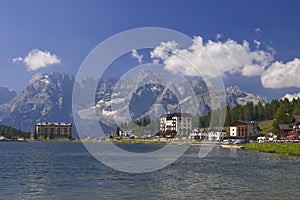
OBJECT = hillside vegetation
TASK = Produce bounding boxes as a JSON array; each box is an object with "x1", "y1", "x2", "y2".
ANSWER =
[
  {"x1": 258, "y1": 120, "x2": 273, "y2": 135},
  {"x1": 0, "y1": 125, "x2": 30, "y2": 139},
  {"x1": 199, "y1": 98, "x2": 300, "y2": 137}
]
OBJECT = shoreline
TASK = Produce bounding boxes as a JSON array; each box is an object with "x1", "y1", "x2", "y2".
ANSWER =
[{"x1": 4, "y1": 138, "x2": 300, "y2": 157}]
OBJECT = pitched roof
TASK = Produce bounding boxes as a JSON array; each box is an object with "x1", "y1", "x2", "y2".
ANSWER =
[
  {"x1": 36, "y1": 122, "x2": 72, "y2": 126},
  {"x1": 160, "y1": 113, "x2": 193, "y2": 118},
  {"x1": 278, "y1": 124, "x2": 293, "y2": 131},
  {"x1": 208, "y1": 127, "x2": 226, "y2": 132},
  {"x1": 229, "y1": 120, "x2": 257, "y2": 126}
]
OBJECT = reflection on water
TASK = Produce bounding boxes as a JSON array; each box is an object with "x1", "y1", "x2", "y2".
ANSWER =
[{"x1": 0, "y1": 142, "x2": 299, "y2": 199}]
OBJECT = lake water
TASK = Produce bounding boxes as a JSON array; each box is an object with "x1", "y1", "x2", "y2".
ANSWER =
[{"x1": 0, "y1": 142, "x2": 299, "y2": 200}]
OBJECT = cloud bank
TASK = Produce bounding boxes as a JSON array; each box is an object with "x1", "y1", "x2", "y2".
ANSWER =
[
  {"x1": 150, "y1": 36, "x2": 300, "y2": 89},
  {"x1": 261, "y1": 58, "x2": 300, "y2": 88},
  {"x1": 12, "y1": 49, "x2": 61, "y2": 71},
  {"x1": 150, "y1": 36, "x2": 273, "y2": 78}
]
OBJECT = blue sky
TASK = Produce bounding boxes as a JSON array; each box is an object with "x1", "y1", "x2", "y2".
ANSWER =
[{"x1": 1, "y1": 0, "x2": 300, "y2": 100}]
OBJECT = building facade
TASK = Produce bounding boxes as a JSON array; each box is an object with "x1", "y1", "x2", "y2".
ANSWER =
[
  {"x1": 229, "y1": 120, "x2": 261, "y2": 140},
  {"x1": 190, "y1": 128, "x2": 226, "y2": 141},
  {"x1": 292, "y1": 115, "x2": 300, "y2": 133},
  {"x1": 278, "y1": 115, "x2": 300, "y2": 138},
  {"x1": 160, "y1": 113, "x2": 192, "y2": 137},
  {"x1": 278, "y1": 124, "x2": 293, "y2": 137},
  {"x1": 35, "y1": 122, "x2": 72, "y2": 139},
  {"x1": 208, "y1": 128, "x2": 226, "y2": 141}
]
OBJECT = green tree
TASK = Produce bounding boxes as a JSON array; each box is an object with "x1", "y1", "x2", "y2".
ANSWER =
[
  {"x1": 33, "y1": 129, "x2": 38, "y2": 140},
  {"x1": 293, "y1": 99, "x2": 300, "y2": 115},
  {"x1": 257, "y1": 102, "x2": 264, "y2": 120},
  {"x1": 244, "y1": 102, "x2": 254, "y2": 121},
  {"x1": 272, "y1": 99, "x2": 293, "y2": 135},
  {"x1": 264, "y1": 103, "x2": 271, "y2": 119},
  {"x1": 116, "y1": 126, "x2": 121, "y2": 136},
  {"x1": 236, "y1": 105, "x2": 244, "y2": 120},
  {"x1": 270, "y1": 99, "x2": 280, "y2": 117},
  {"x1": 224, "y1": 106, "x2": 231, "y2": 126}
]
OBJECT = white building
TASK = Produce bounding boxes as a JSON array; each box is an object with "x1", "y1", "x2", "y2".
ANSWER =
[
  {"x1": 119, "y1": 130, "x2": 133, "y2": 138},
  {"x1": 190, "y1": 129, "x2": 206, "y2": 140},
  {"x1": 160, "y1": 113, "x2": 192, "y2": 137},
  {"x1": 190, "y1": 128, "x2": 226, "y2": 141},
  {"x1": 208, "y1": 128, "x2": 226, "y2": 141}
]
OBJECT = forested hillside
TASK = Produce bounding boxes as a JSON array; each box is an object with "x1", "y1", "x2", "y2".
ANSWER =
[
  {"x1": 0, "y1": 125, "x2": 30, "y2": 139},
  {"x1": 199, "y1": 98, "x2": 300, "y2": 136}
]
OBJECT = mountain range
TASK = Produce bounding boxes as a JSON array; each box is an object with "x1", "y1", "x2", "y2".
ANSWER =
[{"x1": 0, "y1": 71, "x2": 269, "y2": 134}]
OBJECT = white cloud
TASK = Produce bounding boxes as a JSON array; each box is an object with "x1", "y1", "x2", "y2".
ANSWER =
[
  {"x1": 261, "y1": 58, "x2": 300, "y2": 88},
  {"x1": 242, "y1": 64, "x2": 265, "y2": 76},
  {"x1": 12, "y1": 49, "x2": 61, "y2": 71},
  {"x1": 253, "y1": 40, "x2": 261, "y2": 49},
  {"x1": 131, "y1": 49, "x2": 143, "y2": 64},
  {"x1": 11, "y1": 56, "x2": 23, "y2": 63},
  {"x1": 255, "y1": 27, "x2": 262, "y2": 33},
  {"x1": 150, "y1": 36, "x2": 273, "y2": 78},
  {"x1": 216, "y1": 33, "x2": 223, "y2": 40},
  {"x1": 150, "y1": 41, "x2": 177, "y2": 60}
]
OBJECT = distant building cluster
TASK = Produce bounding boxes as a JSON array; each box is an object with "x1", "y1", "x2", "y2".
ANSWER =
[
  {"x1": 35, "y1": 122, "x2": 72, "y2": 140},
  {"x1": 190, "y1": 120, "x2": 262, "y2": 141},
  {"x1": 278, "y1": 115, "x2": 300, "y2": 140},
  {"x1": 190, "y1": 128, "x2": 226, "y2": 141},
  {"x1": 46, "y1": 112, "x2": 300, "y2": 142},
  {"x1": 159, "y1": 113, "x2": 262, "y2": 141}
]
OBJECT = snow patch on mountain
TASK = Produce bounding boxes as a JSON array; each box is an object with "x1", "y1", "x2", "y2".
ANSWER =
[{"x1": 282, "y1": 93, "x2": 300, "y2": 101}]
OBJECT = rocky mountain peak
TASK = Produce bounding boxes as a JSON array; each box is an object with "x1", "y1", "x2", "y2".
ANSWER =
[
  {"x1": 0, "y1": 87, "x2": 17, "y2": 105},
  {"x1": 226, "y1": 85, "x2": 244, "y2": 96},
  {"x1": 226, "y1": 85, "x2": 268, "y2": 108},
  {"x1": 0, "y1": 72, "x2": 74, "y2": 132}
]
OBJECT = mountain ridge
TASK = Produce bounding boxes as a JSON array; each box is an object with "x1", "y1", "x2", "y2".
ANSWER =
[{"x1": 0, "y1": 71, "x2": 269, "y2": 134}]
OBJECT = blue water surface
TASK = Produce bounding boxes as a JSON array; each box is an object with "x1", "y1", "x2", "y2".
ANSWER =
[{"x1": 0, "y1": 142, "x2": 299, "y2": 200}]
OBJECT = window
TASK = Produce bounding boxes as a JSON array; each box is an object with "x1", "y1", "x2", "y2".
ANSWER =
[{"x1": 57, "y1": 128, "x2": 61, "y2": 136}]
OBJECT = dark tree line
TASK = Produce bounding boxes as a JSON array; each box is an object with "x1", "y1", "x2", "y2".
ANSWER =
[
  {"x1": 198, "y1": 100, "x2": 279, "y2": 128},
  {"x1": 198, "y1": 98, "x2": 300, "y2": 135},
  {"x1": 0, "y1": 125, "x2": 30, "y2": 139}
]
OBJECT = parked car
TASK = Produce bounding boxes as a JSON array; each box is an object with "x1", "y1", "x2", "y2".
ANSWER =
[{"x1": 234, "y1": 139, "x2": 249, "y2": 144}]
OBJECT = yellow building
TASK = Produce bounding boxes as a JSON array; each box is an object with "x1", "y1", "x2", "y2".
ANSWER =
[{"x1": 35, "y1": 122, "x2": 72, "y2": 139}]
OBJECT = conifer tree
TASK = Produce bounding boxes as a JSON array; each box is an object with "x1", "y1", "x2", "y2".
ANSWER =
[
  {"x1": 292, "y1": 99, "x2": 300, "y2": 115},
  {"x1": 272, "y1": 99, "x2": 293, "y2": 135}
]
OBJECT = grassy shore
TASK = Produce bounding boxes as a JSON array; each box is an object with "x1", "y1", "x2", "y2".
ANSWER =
[{"x1": 243, "y1": 143, "x2": 300, "y2": 156}]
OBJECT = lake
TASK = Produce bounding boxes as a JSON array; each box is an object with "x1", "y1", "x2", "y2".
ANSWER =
[{"x1": 0, "y1": 142, "x2": 299, "y2": 199}]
